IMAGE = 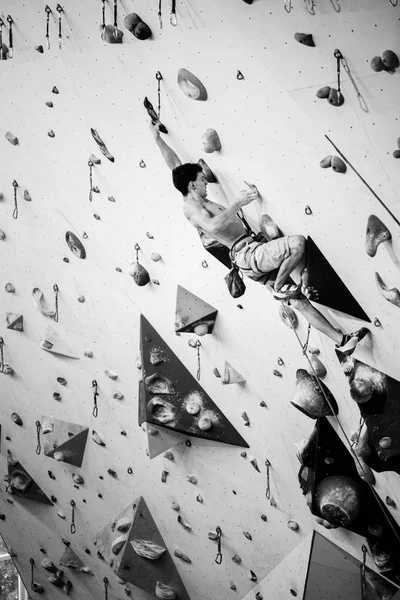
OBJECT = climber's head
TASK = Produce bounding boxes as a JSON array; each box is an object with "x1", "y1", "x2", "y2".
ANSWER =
[{"x1": 172, "y1": 163, "x2": 207, "y2": 198}]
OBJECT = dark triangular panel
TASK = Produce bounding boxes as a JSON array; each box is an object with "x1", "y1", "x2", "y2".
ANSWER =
[
  {"x1": 306, "y1": 236, "x2": 371, "y2": 322},
  {"x1": 7, "y1": 451, "x2": 53, "y2": 505},
  {"x1": 175, "y1": 285, "x2": 218, "y2": 334},
  {"x1": 93, "y1": 497, "x2": 190, "y2": 600},
  {"x1": 139, "y1": 315, "x2": 249, "y2": 448},
  {"x1": 44, "y1": 429, "x2": 89, "y2": 468}
]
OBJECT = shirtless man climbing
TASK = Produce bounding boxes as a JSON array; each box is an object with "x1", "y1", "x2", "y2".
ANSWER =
[{"x1": 150, "y1": 122, "x2": 369, "y2": 355}]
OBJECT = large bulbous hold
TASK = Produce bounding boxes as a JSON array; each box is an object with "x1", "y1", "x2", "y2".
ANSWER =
[
  {"x1": 291, "y1": 369, "x2": 338, "y2": 418},
  {"x1": 129, "y1": 261, "x2": 150, "y2": 286},
  {"x1": 315, "y1": 475, "x2": 362, "y2": 528}
]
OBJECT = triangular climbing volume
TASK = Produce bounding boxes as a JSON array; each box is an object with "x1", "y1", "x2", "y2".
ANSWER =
[
  {"x1": 42, "y1": 417, "x2": 89, "y2": 467},
  {"x1": 139, "y1": 315, "x2": 249, "y2": 448},
  {"x1": 40, "y1": 326, "x2": 80, "y2": 359},
  {"x1": 305, "y1": 237, "x2": 371, "y2": 322},
  {"x1": 144, "y1": 423, "x2": 186, "y2": 460},
  {"x1": 59, "y1": 545, "x2": 86, "y2": 570},
  {"x1": 7, "y1": 451, "x2": 53, "y2": 505},
  {"x1": 175, "y1": 285, "x2": 218, "y2": 334},
  {"x1": 93, "y1": 496, "x2": 191, "y2": 600}
]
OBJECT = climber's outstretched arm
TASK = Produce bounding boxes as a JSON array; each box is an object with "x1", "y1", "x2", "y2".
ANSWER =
[{"x1": 150, "y1": 122, "x2": 182, "y2": 171}]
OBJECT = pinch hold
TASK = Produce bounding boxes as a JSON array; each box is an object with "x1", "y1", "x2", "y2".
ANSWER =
[{"x1": 375, "y1": 272, "x2": 400, "y2": 307}]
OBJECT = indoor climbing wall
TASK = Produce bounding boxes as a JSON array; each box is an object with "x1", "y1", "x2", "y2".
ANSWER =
[{"x1": 0, "y1": 0, "x2": 400, "y2": 599}]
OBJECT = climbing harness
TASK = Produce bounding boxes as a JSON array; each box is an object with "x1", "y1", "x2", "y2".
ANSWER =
[
  {"x1": 70, "y1": 500, "x2": 76, "y2": 534},
  {"x1": 361, "y1": 545, "x2": 367, "y2": 599},
  {"x1": 215, "y1": 526, "x2": 223, "y2": 564},
  {"x1": 6, "y1": 16, "x2": 13, "y2": 58},
  {"x1": 156, "y1": 71, "x2": 163, "y2": 119},
  {"x1": 0, "y1": 337, "x2": 4, "y2": 373},
  {"x1": 45, "y1": 5, "x2": 52, "y2": 50},
  {"x1": 36, "y1": 420, "x2": 42, "y2": 455},
  {"x1": 284, "y1": 0, "x2": 292, "y2": 12},
  {"x1": 304, "y1": 0, "x2": 315, "y2": 15},
  {"x1": 103, "y1": 577, "x2": 109, "y2": 600},
  {"x1": 265, "y1": 459, "x2": 271, "y2": 499},
  {"x1": 280, "y1": 301, "x2": 400, "y2": 543},
  {"x1": 333, "y1": 49, "x2": 344, "y2": 105},
  {"x1": 92, "y1": 379, "x2": 99, "y2": 417},
  {"x1": 56, "y1": 4, "x2": 63, "y2": 49},
  {"x1": 12, "y1": 180, "x2": 18, "y2": 219},
  {"x1": 170, "y1": 0, "x2": 177, "y2": 26},
  {"x1": 325, "y1": 135, "x2": 400, "y2": 227},
  {"x1": 88, "y1": 160, "x2": 93, "y2": 202},
  {"x1": 113, "y1": 0, "x2": 118, "y2": 38}
]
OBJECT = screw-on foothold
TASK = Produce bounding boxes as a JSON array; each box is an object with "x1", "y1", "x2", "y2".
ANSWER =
[
  {"x1": 161, "y1": 470, "x2": 169, "y2": 483},
  {"x1": 250, "y1": 458, "x2": 260, "y2": 472},
  {"x1": 386, "y1": 496, "x2": 396, "y2": 508},
  {"x1": 374, "y1": 318, "x2": 382, "y2": 327},
  {"x1": 249, "y1": 570, "x2": 257, "y2": 582},
  {"x1": 243, "y1": 531, "x2": 252, "y2": 540},
  {"x1": 261, "y1": 514, "x2": 267, "y2": 522},
  {"x1": 232, "y1": 554, "x2": 241, "y2": 564},
  {"x1": 240, "y1": 451, "x2": 247, "y2": 458},
  {"x1": 187, "y1": 475, "x2": 197, "y2": 484},
  {"x1": 287, "y1": 520, "x2": 300, "y2": 531},
  {"x1": 196, "y1": 494, "x2": 203, "y2": 503},
  {"x1": 163, "y1": 451, "x2": 174, "y2": 461},
  {"x1": 171, "y1": 502, "x2": 180, "y2": 511},
  {"x1": 259, "y1": 401, "x2": 267, "y2": 407},
  {"x1": 273, "y1": 369, "x2": 282, "y2": 377},
  {"x1": 5, "y1": 283, "x2": 15, "y2": 293}
]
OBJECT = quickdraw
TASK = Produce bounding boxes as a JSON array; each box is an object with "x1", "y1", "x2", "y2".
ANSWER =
[
  {"x1": 53, "y1": 284, "x2": 59, "y2": 322},
  {"x1": 6, "y1": 16, "x2": 13, "y2": 59},
  {"x1": 36, "y1": 420, "x2": 42, "y2": 455},
  {"x1": 334, "y1": 49, "x2": 344, "y2": 104},
  {"x1": 156, "y1": 71, "x2": 163, "y2": 119},
  {"x1": 56, "y1": 4, "x2": 63, "y2": 49},
  {"x1": 113, "y1": 0, "x2": 118, "y2": 38},
  {"x1": 170, "y1": 0, "x2": 177, "y2": 26},
  {"x1": 92, "y1": 379, "x2": 99, "y2": 417},
  {"x1": 265, "y1": 459, "x2": 271, "y2": 499},
  {"x1": 0, "y1": 19, "x2": 4, "y2": 60},
  {"x1": 45, "y1": 5, "x2": 52, "y2": 50},
  {"x1": 12, "y1": 180, "x2": 18, "y2": 219},
  {"x1": 304, "y1": 0, "x2": 315, "y2": 15},
  {"x1": 88, "y1": 160, "x2": 93, "y2": 202},
  {"x1": 70, "y1": 499, "x2": 76, "y2": 534},
  {"x1": 284, "y1": 0, "x2": 292, "y2": 12},
  {"x1": 215, "y1": 526, "x2": 222, "y2": 564},
  {"x1": 103, "y1": 577, "x2": 109, "y2": 600},
  {"x1": 361, "y1": 545, "x2": 367, "y2": 599},
  {"x1": 0, "y1": 337, "x2": 4, "y2": 373}
]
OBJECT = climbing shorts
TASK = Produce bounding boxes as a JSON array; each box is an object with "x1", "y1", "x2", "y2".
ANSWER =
[{"x1": 231, "y1": 235, "x2": 291, "y2": 282}]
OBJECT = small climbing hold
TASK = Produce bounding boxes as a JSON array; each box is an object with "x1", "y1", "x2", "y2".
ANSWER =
[
  {"x1": 230, "y1": 584, "x2": 237, "y2": 591},
  {"x1": 213, "y1": 368, "x2": 221, "y2": 378},
  {"x1": 307, "y1": 353, "x2": 327, "y2": 378},
  {"x1": 151, "y1": 252, "x2": 161, "y2": 262},
  {"x1": 174, "y1": 549, "x2": 191, "y2": 563},
  {"x1": 131, "y1": 540, "x2": 166, "y2": 560},
  {"x1": 102, "y1": 24, "x2": 124, "y2": 43},
  {"x1": 375, "y1": 273, "x2": 400, "y2": 308},
  {"x1": 208, "y1": 531, "x2": 218, "y2": 540},
  {"x1": 320, "y1": 155, "x2": 332, "y2": 168},
  {"x1": 232, "y1": 554, "x2": 241, "y2": 564},
  {"x1": 163, "y1": 451, "x2": 174, "y2": 461},
  {"x1": 368, "y1": 523, "x2": 383, "y2": 537},
  {"x1": 316, "y1": 86, "x2": 331, "y2": 99},
  {"x1": 52, "y1": 86, "x2": 59, "y2": 94},
  {"x1": 194, "y1": 323, "x2": 209, "y2": 336},
  {"x1": 277, "y1": 357, "x2": 284, "y2": 366},
  {"x1": 331, "y1": 156, "x2": 346, "y2": 173},
  {"x1": 241, "y1": 412, "x2": 250, "y2": 426},
  {"x1": 290, "y1": 591, "x2": 297, "y2": 597},
  {"x1": 327, "y1": 88, "x2": 344, "y2": 106},
  {"x1": 35, "y1": 45, "x2": 44, "y2": 53},
  {"x1": 374, "y1": 318, "x2": 382, "y2": 327},
  {"x1": 171, "y1": 502, "x2": 180, "y2": 511},
  {"x1": 177, "y1": 68, "x2": 208, "y2": 101},
  {"x1": 243, "y1": 531, "x2": 252, "y2": 540},
  {"x1": 11, "y1": 413, "x2": 23, "y2": 426},
  {"x1": 393, "y1": 150, "x2": 400, "y2": 159},
  {"x1": 89, "y1": 154, "x2": 101, "y2": 164},
  {"x1": 294, "y1": 33, "x2": 315, "y2": 47},
  {"x1": 108, "y1": 196, "x2": 116, "y2": 202},
  {"x1": 48, "y1": 130, "x2": 55, "y2": 138},
  {"x1": 187, "y1": 475, "x2": 197, "y2": 484},
  {"x1": 2, "y1": 364, "x2": 13, "y2": 375},
  {"x1": 104, "y1": 369, "x2": 118, "y2": 380},
  {"x1": 201, "y1": 260, "x2": 208, "y2": 268},
  {"x1": 196, "y1": 494, "x2": 203, "y2": 503},
  {"x1": 255, "y1": 593, "x2": 263, "y2": 600},
  {"x1": 0, "y1": 230, "x2": 6, "y2": 240},
  {"x1": 250, "y1": 458, "x2": 260, "y2": 472},
  {"x1": 84, "y1": 350, "x2": 93, "y2": 358},
  {"x1": 116, "y1": 516, "x2": 133, "y2": 532},
  {"x1": 261, "y1": 514, "x2": 267, "y2": 522},
  {"x1": 201, "y1": 129, "x2": 221, "y2": 153},
  {"x1": 5, "y1": 283, "x2": 15, "y2": 293},
  {"x1": 63, "y1": 257, "x2": 70, "y2": 263},
  {"x1": 270, "y1": 497, "x2": 277, "y2": 507},
  {"x1": 65, "y1": 231, "x2": 86, "y2": 259},
  {"x1": 198, "y1": 416, "x2": 212, "y2": 430},
  {"x1": 156, "y1": 582, "x2": 176, "y2": 600},
  {"x1": 237, "y1": 70, "x2": 244, "y2": 79},
  {"x1": 287, "y1": 520, "x2": 300, "y2": 531},
  {"x1": 177, "y1": 515, "x2": 192, "y2": 530},
  {"x1": 240, "y1": 451, "x2": 247, "y2": 458},
  {"x1": 72, "y1": 474, "x2": 84, "y2": 485},
  {"x1": 386, "y1": 496, "x2": 396, "y2": 508},
  {"x1": 92, "y1": 430, "x2": 106, "y2": 446},
  {"x1": 54, "y1": 451, "x2": 65, "y2": 461},
  {"x1": 273, "y1": 369, "x2": 282, "y2": 378},
  {"x1": 45, "y1": 101, "x2": 53, "y2": 108},
  {"x1": 198, "y1": 158, "x2": 218, "y2": 183},
  {"x1": 108, "y1": 469, "x2": 117, "y2": 478},
  {"x1": 129, "y1": 261, "x2": 150, "y2": 286},
  {"x1": 5, "y1": 131, "x2": 18, "y2": 145},
  {"x1": 147, "y1": 398, "x2": 177, "y2": 423},
  {"x1": 57, "y1": 377, "x2": 67, "y2": 386},
  {"x1": 152, "y1": 279, "x2": 160, "y2": 285},
  {"x1": 381, "y1": 49, "x2": 399, "y2": 70},
  {"x1": 366, "y1": 215, "x2": 392, "y2": 257},
  {"x1": 93, "y1": 214, "x2": 101, "y2": 220},
  {"x1": 53, "y1": 392, "x2": 62, "y2": 401},
  {"x1": 57, "y1": 511, "x2": 66, "y2": 519},
  {"x1": 124, "y1": 13, "x2": 152, "y2": 40},
  {"x1": 148, "y1": 428, "x2": 159, "y2": 436},
  {"x1": 113, "y1": 391, "x2": 124, "y2": 400},
  {"x1": 77, "y1": 295, "x2": 85, "y2": 303},
  {"x1": 379, "y1": 437, "x2": 392, "y2": 449},
  {"x1": 249, "y1": 570, "x2": 257, "y2": 582},
  {"x1": 112, "y1": 536, "x2": 127, "y2": 556},
  {"x1": 279, "y1": 304, "x2": 298, "y2": 329},
  {"x1": 161, "y1": 470, "x2": 169, "y2": 483},
  {"x1": 145, "y1": 373, "x2": 176, "y2": 394}
]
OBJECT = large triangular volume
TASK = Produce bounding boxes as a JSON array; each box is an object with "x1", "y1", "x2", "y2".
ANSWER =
[
  {"x1": 144, "y1": 423, "x2": 185, "y2": 460},
  {"x1": 40, "y1": 326, "x2": 80, "y2": 359},
  {"x1": 335, "y1": 350, "x2": 400, "y2": 474},
  {"x1": 198, "y1": 230, "x2": 232, "y2": 269},
  {"x1": 59, "y1": 546, "x2": 86, "y2": 570},
  {"x1": 305, "y1": 237, "x2": 371, "y2": 322},
  {"x1": 42, "y1": 417, "x2": 89, "y2": 467},
  {"x1": 304, "y1": 532, "x2": 400, "y2": 599},
  {"x1": 222, "y1": 361, "x2": 246, "y2": 385},
  {"x1": 6, "y1": 313, "x2": 23, "y2": 331},
  {"x1": 93, "y1": 496, "x2": 191, "y2": 600},
  {"x1": 175, "y1": 285, "x2": 218, "y2": 334},
  {"x1": 7, "y1": 451, "x2": 53, "y2": 505},
  {"x1": 139, "y1": 315, "x2": 248, "y2": 448},
  {"x1": 298, "y1": 419, "x2": 400, "y2": 585}
]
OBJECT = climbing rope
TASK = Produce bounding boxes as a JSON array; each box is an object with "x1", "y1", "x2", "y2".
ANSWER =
[
  {"x1": 361, "y1": 545, "x2": 367, "y2": 599},
  {"x1": 0, "y1": 337, "x2": 4, "y2": 373},
  {"x1": 53, "y1": 284, "x2": 59, "y2": 322},
  {"x1": 56, "y1": 4, "x2": 63, "y2": 49},
  {"x1": 88, "y1": 160, "x2": 93, "y2": 202},
  {"x1": 280, "y1": 301, "x2": 400, "y2": 542},
  {"x1": 92, "y1": 379, "x2": 99, "y2": 417},
  {"x1": 45, "y1": 5, "x2": 51, "y2": 50},
  {"x1": 12, "y1": 180, "x2": 18, "y2": 220},
  {"x1": 103, "y1": 577, "x2": 109, "y2": 600},
  {"x1": 35, "y1": 420, "x2": 42, "y2": 455},
  {"x1": 156, "y1": 72, "x2": 163, "y2": 119},
  {"x1": 333, "y1": 49, "x2": 344, "y2": 104},
  {"x1": 70, "y1": 500, "x2": 76, "y2": 534},
  {"x1": 158, "y1": 0, "x2": 163, "y2": 28},
  {"x1": 170, "y1": 0, "x2": 177, "y2": 26},
  {"x1": 6, "y1": 16, "x2": 13, "y2": 59},
  {"x1": 265, "y1": 459, "x2": 271, "y2": 499},
  {"x1": 113, "y1": 0, "x2": 118, "y2": 38},
  {"x1": 304, "y1": 0, "x2": 315, "y2": 15},
  {"x1": 215, "y1": 526, "x2": 222, "y2": 564}
]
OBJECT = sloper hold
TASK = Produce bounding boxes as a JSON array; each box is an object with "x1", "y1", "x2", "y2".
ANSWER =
[
  {"x1": 294, "y1": 33, "x2": 315, "y2": 47},
  {"x1": 144, "y1": 423, "x2": 185, "y2": 459},
  {"x1": 6, "y1": 313, "x2": 23, "y2": 331},
  {"x1": 366, "y1": 215, "x2": 392, "y2": 257},
  {"x1": 291, "y1": 369, "x2": 338, "y2": 419},
  {"x1": 222, "y1": 361, "x2": 246, "y2": 384},
  {"x1": 40, "y1": 326, "x2": 80, "y2": 359},
  {"x1": 93, "y1": 497, "x2": 191, "y2": 600},
  {"x1": 175, "y1": 285, "x2": 218, "y2": 334},
  {"x1": 139, "y1": 315, "x2": 249, "y2": 447},
  {"x1": 201, "y1": 129, "x2": 221, "y2": 153},
  {"x1": 305, "y1": 236, "x2": 371, "y2": 322},
  {"x1": 42, "y1": 417, "x2": 89, "y2": 467},
  {"x1": 7, "y1": 451, "x2": 53, "y2": 505},
  {"x1": 177, "y1": 68, "x2": 208, "y2": 101}
]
